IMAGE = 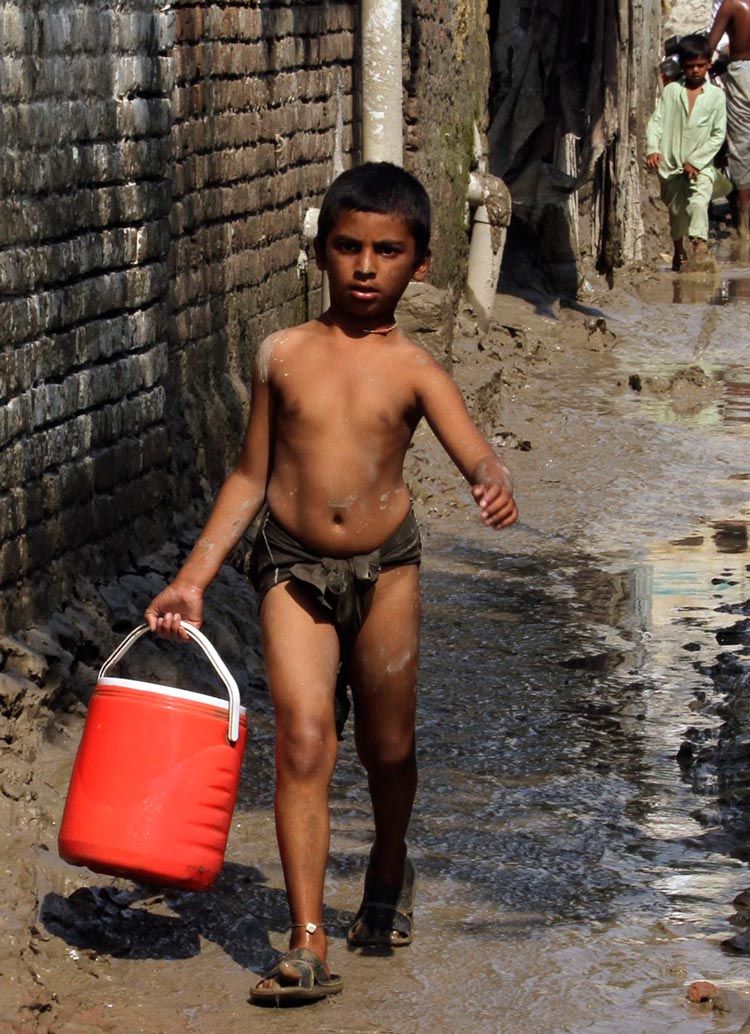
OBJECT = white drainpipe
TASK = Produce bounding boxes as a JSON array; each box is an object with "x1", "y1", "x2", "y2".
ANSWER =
[
  {"x1": 302, "y1": 6, "x2": 509, "y2": 329},
  {"x1": 361, "y1": 0, "x2": 403, "y2": 164},
  {"x1": 300, "y1": 0, "x2": 404, "y2": 309},
  {"x1": 465, "y1": 126, "x2": 511, "y2": 329},
  {"x1": 299, "y1": 207, "x2": 329, "y2": 311}
]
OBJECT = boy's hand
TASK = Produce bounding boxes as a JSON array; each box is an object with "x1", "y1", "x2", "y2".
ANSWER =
[
  {"x1": 646, "y1": 152, "x2": 662, "y2": 170},
  {"x1": 145, "y1": 582, "x2": 204, "y2": 640},
  {"x1": 683, "y1": 160, "x2": 699, "y2": 180},
  {"x1": 471, "y1": 480, "x2": 518, "y2": 529}
]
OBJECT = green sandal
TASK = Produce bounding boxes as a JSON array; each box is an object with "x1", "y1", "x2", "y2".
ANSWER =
[
  {"x1": 249, "y1": 948, "x2": 344, "y2": 1005},
  {"x1": 347, "y1": 857, "x2": 416, "y2": 947}
]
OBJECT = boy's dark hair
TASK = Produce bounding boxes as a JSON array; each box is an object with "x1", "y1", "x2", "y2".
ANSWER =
[
  {"x1": 316, "y1": 162, "x2": 431, "y2": 264},
  {"x1": 678, "y1": 33, "x2": 712, "y2": 63}
]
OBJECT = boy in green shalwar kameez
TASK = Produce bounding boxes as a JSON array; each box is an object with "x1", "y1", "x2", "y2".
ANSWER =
[{"x1": 646, "y1": 34, "x2": 731, "y2": 270}]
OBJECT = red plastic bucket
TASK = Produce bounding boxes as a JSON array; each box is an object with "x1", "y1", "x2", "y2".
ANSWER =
[{"x1": 58, "y1": 624, "x2": 247, "y2": 891}]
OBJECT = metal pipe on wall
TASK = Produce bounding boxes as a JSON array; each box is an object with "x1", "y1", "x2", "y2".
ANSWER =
[{"x1": 361, "y1": 0, "x2": 404, "y2": 164}]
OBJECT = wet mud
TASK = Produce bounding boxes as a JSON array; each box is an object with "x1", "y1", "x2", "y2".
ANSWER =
[{"x1": 2, "y1": 237, "x2": 750, "y2": 1033}]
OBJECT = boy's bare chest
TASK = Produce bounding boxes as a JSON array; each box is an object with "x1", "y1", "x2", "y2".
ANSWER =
[{"x1": 272, "y1": 350, "x2": 416, "y2": 433}]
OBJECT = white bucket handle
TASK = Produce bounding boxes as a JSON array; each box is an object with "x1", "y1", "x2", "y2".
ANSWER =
[{"x1": 98, "y1": 623, "x2": 242, "y2": 744}]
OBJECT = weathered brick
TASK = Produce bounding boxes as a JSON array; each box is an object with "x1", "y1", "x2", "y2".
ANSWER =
[
  {"x1": 0, "y1": 308, "x2": 167, "y2": 400},
  {"x1": 0, "y1": 387, "x2": 166, "y2": 486},
  {"x1": 0, "y1": 0, "x2": 373, "y2": 622},
  {"x1": 0, "y1": 182, "x2": 171, "y2": 248},
  {"x1": 0, "y1": 221, "x2": 169, "y2": 295},
  {"x1": 0, "y1": 4, "x2": 33, "y2": 55}
]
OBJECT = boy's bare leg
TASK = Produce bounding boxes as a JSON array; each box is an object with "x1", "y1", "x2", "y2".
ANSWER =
[
  {"x1": 256, "y1": 581, "x2": 340, "y2": 984},
  {"x1": 347, "y1": 565, "x2": 421, "y2": 939},
  {"x1": 672, "y1": 236, "x2": 687, "y2": 271},
  {"x1": 737, "y1": 188, "x2": 750, "y2": 239}
]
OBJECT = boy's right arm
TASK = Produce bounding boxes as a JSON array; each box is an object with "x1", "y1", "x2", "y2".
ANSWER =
[
  {"x1": 145, "y1": 362, "x2": 273, "y2": 639},
  {"x1": 645, "y1": 95, "x2": 663, "y2": 168}
]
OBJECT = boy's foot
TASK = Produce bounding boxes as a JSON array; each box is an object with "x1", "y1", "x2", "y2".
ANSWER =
[
  {"x1": 347, "y1": 856, "x2": 416, "y2": 948},
  {"x1": 249, "y1": 948, "x2": 344, "y2": 1005},
  {"x1": 671, "y1": 240, "x2": 687, "y2": 272},
  {"x1": 682, "y1": 238, "x2": 716, "y2": 273},
  {"x1": 737, "y1": 210, "x2": 750, "y2": 240}
]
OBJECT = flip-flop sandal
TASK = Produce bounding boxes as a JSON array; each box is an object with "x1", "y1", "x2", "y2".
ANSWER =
[
  {"x1": 249, "y1": 948, "x2": 344, "y2": 1005},
  {"x1": 347, "y1": 857, "x2": 416, "y2": 947}
]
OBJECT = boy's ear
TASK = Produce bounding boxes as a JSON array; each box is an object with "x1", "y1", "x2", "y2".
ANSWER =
[
  {"x1": 313, "y1": 237, "x2": 326, "y2": 272},
  {"x1": 412, "y1": 249, "x2": 431, "y2": 282}
]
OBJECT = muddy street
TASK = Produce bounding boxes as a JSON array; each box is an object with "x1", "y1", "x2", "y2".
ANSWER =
[{"x1": 3, "y1": 244, "x2": 750, "y2": 1034}]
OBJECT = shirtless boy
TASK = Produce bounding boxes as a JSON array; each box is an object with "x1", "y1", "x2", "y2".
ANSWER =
[
  {"x1": 145, "y1": 162, "x2": 518, "y2": 1004},
  {"x1": 709, "y1": 0, "x2": 750, "y2": 237}
]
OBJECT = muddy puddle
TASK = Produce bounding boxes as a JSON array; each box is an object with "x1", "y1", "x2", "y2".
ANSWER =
[{"x1": 5, "y1": 261, "x2": 750, "y2": 1033}]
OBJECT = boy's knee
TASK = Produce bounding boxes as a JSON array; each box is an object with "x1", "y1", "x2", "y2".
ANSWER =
[
  {"x1": 358, "y1": 730, "x2": 415, "y2": 772},
  {"x1": 276, "y1": 720, "x2": 337, "y2": 780}
]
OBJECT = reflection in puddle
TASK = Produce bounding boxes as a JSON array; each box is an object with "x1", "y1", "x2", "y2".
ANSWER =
[
  {"x1": 413, "y1": 517, "x2": 750, "y2": 1032},
  {"x1": 636, "y1": 519, "x2": 750, "y2": 646},
  {"x1": 722, "y1": 365, "x2": 750, "y2": 425},
  {"x1": 635, "y1": 239, "x2": 750, "y2": 307}
]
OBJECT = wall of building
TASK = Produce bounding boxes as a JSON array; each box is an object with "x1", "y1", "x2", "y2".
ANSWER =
[
  {"x1": 0, "y1": 0, "x2": 489, "y2": 631},
  {"x1": 404, "y1": 0, "x2": 491, "y2": 290},
  {"x1": 663, "y1": 0, "x2": 712, "y2": 37},
  {"x1": 487, "y1": 0, "x2": 663, "y2": 291}
]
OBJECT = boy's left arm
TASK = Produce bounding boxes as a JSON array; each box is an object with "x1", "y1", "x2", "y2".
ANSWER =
[{"x1": 415, "y1": 355, "x2": 518, "y2": 529}]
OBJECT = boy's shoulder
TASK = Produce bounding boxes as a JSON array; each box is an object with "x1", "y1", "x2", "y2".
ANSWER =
[
  {"x1": 663, "y1": 79, "x2": 685, "y2": 98},
  {"x1": 255, "y1": 320, "x2": 320, "y2": 379}
]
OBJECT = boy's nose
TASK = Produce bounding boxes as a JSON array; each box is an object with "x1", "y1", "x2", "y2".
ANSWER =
[{"x1": 355, "y1": 250, "x2": 376, "y2": 277}]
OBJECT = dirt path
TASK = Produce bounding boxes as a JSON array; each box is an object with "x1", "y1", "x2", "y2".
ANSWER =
[{"x1": 2, "y1": 257, "x2": 750, "y2": 1034}]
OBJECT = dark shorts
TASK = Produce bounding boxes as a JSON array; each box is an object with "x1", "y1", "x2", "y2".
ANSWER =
[{"x1": 247, "y1": 507, "x2": 422, "y2": 637}]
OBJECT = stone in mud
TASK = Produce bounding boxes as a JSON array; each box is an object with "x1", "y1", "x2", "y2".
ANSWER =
[
  {"x1": 722, "y1": 931, "x2": 750, "y2": 955},
  {"x1": 0, "y1": 670, "x2": 50, "y2": 716},
  {"x1": 627, "y1": 365, "x2": 721, "y2": 416},
  {"x1": 737, "y1": 889, "x2": 750, "y2": 908},
  {"x1": 687, "y1": 980, "x2": 719, "y2": 1002},
  {"x1": 716, "y1": 619, "x2": 750, "y2": 646},
  {"x1": 676, "y1": 740, "x2": 694, "y2": 764},
  {"x1": 0, "y1": 634, "x2": 49, "y2": 683},
  {"x1": 710, "y1": 988, "x2": 750, "y2": 1018},
  {"x1": 96, "y1": 582, "x2": 138, "y2": 628},
  {"x1": 396, "y1": 282, "x2": 454, "y2": 367},
  {"x1": 585, "y1": 316, "x2": 616, "y2": 350}
]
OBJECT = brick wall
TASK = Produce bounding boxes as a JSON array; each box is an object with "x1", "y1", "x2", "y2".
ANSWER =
[
  {"x1": 0, "y1": 0, "x2": 489, "y2": 631},
  {"x1": 405, "y1": 0, "x2": 490, "y2": 289},
  {"x1": 0, "y1": 1, "x2": 175, "y2": 628}
]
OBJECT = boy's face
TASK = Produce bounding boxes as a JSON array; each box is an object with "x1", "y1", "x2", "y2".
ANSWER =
[
  {"x1": 682, "y1": 56, "x2": 710, "y2": 87},
  {"x1": 315, "y1": 209, "x2": 430, "y2": 325}
]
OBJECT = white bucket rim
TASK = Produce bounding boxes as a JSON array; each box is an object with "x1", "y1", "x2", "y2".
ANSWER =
[{"x1": 97, "y1": 677, "x2": 247, "y2": 717}]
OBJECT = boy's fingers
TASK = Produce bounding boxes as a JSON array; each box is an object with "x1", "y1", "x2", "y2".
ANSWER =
[
  {"x1": 474, "y1": 482, "x2": 511, "y2": 506},
  {"x1": 481, "y1": 484, "x2": 511, "y2": 510},
  {"x1": 483, "y1": 502, "x2": 518, "y2": 528}
]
